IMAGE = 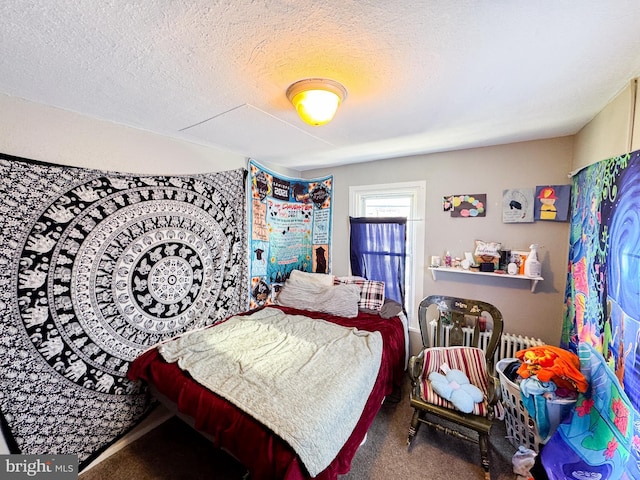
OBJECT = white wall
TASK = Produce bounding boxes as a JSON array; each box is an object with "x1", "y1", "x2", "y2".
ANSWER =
[
  {"x1": 633, "y1": 79, "x2": 640, "y2": 153},
  {"x1": 0, "y1": 93, "x2": 247, "y2": 174},
  {"x1": 572, "y1": 80, "x2": 636, "y2": 172},
  {"x1": 305, "y1": 137, "x2": 574, "y2": 353}
]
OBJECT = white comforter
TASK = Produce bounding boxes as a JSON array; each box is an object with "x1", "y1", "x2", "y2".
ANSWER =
[{"x1": 158, "y1": 307, "x2": 383, "y2": 476}]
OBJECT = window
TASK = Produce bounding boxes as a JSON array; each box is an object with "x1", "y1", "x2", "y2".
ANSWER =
[{"x1": 350, "y1": 181, "x2": 425, "y2": 330}]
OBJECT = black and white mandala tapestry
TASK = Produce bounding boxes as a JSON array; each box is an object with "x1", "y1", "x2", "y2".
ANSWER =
[{"x1": 0, "y1": 154, "x2": 249, "y2": 466}]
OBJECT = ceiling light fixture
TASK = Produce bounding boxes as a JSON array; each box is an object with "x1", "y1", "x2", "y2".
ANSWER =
[{"x1": 286, "y1": 78, "x2": 347, "y2": 126}]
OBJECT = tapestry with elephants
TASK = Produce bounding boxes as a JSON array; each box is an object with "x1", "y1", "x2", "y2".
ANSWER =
[{"x1": 0, "y1": 154, "x2": 248, "y2": 466}]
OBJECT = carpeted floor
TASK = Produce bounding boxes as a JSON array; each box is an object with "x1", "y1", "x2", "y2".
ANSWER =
[
  {"x1": 79, "y1": 414, "x2": 247, "y2": 480},
  {"x1": 79, "y1": 377, "x2": 529, "y2": 479}
]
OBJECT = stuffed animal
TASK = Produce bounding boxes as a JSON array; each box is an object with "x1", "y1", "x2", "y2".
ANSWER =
[
  {"x1": 428, "y1": 364, "x2": 484, "y2": 413},
  {"x1": 512, "y1": 445, "x2": 537, "y2": 480}
]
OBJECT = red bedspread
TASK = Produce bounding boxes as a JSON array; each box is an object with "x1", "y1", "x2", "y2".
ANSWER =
[{"x1": 128, "y1": 305, "x2": 405, "y2": 480}]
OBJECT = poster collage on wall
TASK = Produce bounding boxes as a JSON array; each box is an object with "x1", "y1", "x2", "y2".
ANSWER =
[{"x1": 248, "y1": 159, "x2": 333, "y2": 308}]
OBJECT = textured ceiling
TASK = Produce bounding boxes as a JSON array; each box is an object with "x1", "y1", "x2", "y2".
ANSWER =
[{"x1": 2, "y1": 1, "x2": 640, "y2": 171}]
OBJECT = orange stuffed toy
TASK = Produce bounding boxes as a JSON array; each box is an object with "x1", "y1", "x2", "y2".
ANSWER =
[{"x1": 515, "y1": 345, "x2": 588, "y2": 393}]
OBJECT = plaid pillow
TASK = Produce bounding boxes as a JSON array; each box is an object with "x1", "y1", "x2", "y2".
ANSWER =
[{"x1": 334, "y1": 277, "x2": 385, "y2": 311}]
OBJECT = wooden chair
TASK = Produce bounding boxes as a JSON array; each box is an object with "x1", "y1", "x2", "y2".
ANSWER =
[{"x1": 407, "y1": 295, "x2": 503, "y2": 478}]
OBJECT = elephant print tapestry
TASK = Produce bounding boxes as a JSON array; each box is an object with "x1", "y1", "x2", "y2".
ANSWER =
[{"x1": 0, "y1": 154, "x2": 248, "y2": 466}]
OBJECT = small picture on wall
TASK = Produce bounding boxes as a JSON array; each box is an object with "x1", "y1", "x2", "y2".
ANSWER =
[
  {"x1": 448, "y1": 194, "x2": 486, "y2": 217},
  {"x1": 502, "y1": 188, "x2": 534, "y2": 223},
  {"x1": 534, "y1": 185, "x2": 571, "y2": 221}
]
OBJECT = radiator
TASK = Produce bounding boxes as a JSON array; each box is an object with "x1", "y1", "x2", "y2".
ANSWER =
[{"x1": 428, "y1": 320, "x2": 544, "y2": 363}]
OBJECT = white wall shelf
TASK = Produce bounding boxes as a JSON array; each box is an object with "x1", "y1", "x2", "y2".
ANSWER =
[{"x1": 428, "y1": 267, "x2": 543, "y2": 292}]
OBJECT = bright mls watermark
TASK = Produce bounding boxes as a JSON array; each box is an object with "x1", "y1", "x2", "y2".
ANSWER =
[{"x1": 1, "y1": 455, "x2": 77, "y2": 479}]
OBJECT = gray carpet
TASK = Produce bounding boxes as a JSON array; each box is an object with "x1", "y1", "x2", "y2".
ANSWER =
[{"x1": 80, "y1": 377, "x2": 524, "y2": 479}]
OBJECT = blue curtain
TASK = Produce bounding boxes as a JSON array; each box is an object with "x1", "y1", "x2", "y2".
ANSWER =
[{"x1": 349, "y1": 217, "x2": 407, "y2": 307}]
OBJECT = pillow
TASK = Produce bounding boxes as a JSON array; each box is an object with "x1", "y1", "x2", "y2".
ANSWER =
[
  {"x1": 379, "y1": 299, "x2": 403, "y2": 318},
  {"x1": 334, "y1": 277, "x2": 385, "y2": 311},
  {"x1": 420, "y1": 346, "x2": 490, "y2": 417},
  {"x1": 428, "y1": 364, "x2": 484, "y2": 413},
  {"x1": 276, "y1": 280, "x2": 360, "y2": 318},
  {"x1": 288, "y1": 269, "x2": 335, "y2": 287},
  {"x1": 359, "y1": 299, "x2": 404, "y2": 318},
  {"x1": 333, "y1": 275, "x2": 365, "y2": 282}
]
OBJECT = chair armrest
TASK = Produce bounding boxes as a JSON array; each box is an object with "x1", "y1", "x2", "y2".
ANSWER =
[
  {"x1": 408, "y1": 351, "x2": 425, "y2": 399},
  {"x1": 486, "y1": 373, "x2": 500, "y2": 406},
  {"x1": 408, "y1": 350, "x2": 425, "y2": 385},
  {"x1": 484, "y1": 373, "x2": 502, "y2": 421}
]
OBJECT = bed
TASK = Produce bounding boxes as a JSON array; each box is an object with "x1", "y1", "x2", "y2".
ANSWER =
[{"x1": 127, "y1": 274, "x2": 406, "y2": 480}]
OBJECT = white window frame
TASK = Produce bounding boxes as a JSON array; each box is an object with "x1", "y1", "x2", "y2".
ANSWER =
[{"x1": 349, "y1": 181, "x2": 425, "y2": 331}]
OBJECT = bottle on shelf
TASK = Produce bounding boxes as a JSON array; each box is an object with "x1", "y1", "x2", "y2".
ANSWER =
[
  {"x1": 524, "y1": 244, "x2": 542, "y2": 278},
  {"x1": 444, "y1": 251, "x2": 452, "y2": 267}
]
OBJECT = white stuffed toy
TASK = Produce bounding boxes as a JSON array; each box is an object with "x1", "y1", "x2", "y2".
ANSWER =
[
  {"x1": 512, "y1": 445, "x2": 537, "y2": 480},
  {"x1": 428, "y1": 363, "x2": 484, "y2": 413}
]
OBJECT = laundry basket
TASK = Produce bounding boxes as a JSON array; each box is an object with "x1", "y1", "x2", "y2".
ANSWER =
[{"x1": 496, "y1": 358, "x2": 576, "y2": 452}]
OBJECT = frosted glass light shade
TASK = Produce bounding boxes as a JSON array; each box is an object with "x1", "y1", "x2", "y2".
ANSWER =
[{"x1": 286, "y1": 79, "x2": 347, "y2": 126}]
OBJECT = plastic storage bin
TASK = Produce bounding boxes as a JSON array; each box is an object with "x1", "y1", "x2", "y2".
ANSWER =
[{"x1": 496, "y1": 358, "x2": 576, "y2": 452}]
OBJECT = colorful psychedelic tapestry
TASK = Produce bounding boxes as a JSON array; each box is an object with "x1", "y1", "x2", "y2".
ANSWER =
[
  {"x1": 0, "y1": 154, "x2": 248, "y2": 466},
  {"x1": 248, "y1": 159, "x2": 332, "y2": 308},
  {"x1": 563, "y1": 149, "x2": 640, "y2": 413}
]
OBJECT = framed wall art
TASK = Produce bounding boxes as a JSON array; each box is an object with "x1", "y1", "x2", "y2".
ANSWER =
[
  {"x1": 447, "y1": 193, "x2": 486, "y2": 217},
  {"x1": 534, "y1": 184, "x2": 571, "y2": 221},
  {"x1": 502, "y1": 188, "x2": 534, "y2": 223}
]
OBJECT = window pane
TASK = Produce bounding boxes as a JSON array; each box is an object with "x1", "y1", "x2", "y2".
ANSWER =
[
  {"x1": 363, "y1": 196, "x2": 411, "y2": 218},
  {"x1": 350, "y1": 182, "x2": 425, "y2": 331}
]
